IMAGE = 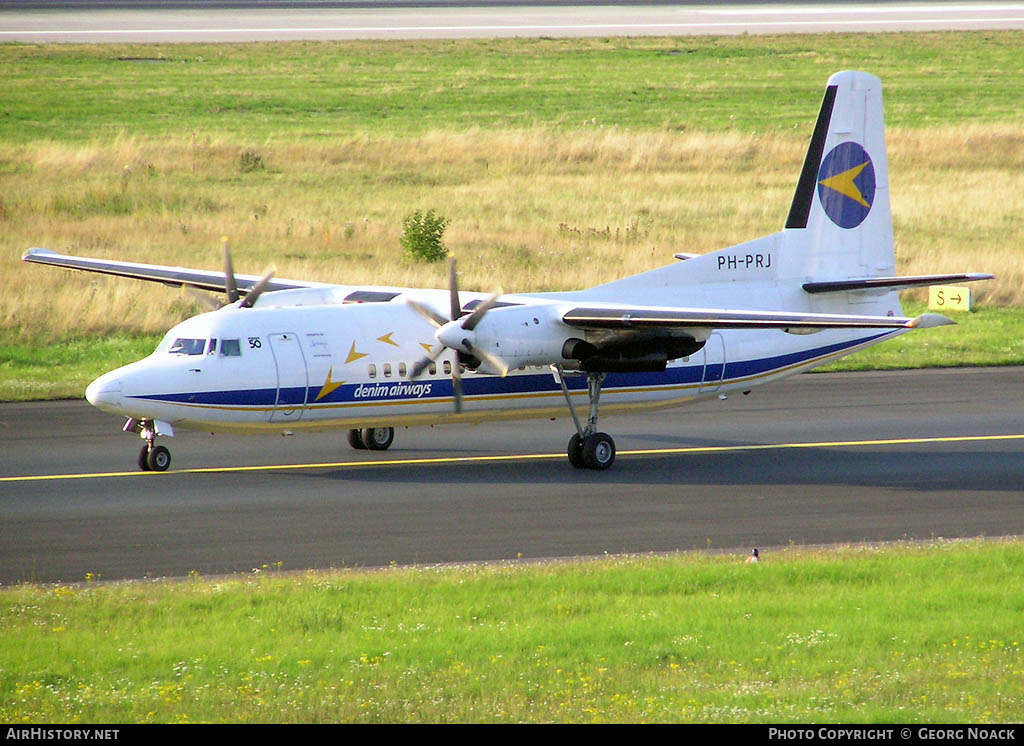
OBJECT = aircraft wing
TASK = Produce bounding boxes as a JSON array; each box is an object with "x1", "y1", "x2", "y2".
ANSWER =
[
  {"x1": 21, "y1": 248, "x2": 326, "y2": 295},
  {"x1": 560, "y1": 304, "x2": 953, "y2": 332}
]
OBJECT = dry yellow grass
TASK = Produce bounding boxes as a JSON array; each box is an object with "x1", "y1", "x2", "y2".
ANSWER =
[{"x1": 2, "y1": 126, "x2": 1021, "y2": 340}]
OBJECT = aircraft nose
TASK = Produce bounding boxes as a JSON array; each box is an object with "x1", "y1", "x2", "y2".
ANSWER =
[{"x1": 85, "y1": 372, "x2": 123, "y2": 412}]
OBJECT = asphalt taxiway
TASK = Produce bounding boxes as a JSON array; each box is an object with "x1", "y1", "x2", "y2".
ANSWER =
[{"x1": 2, "y1": 366, "x2": 1022, "y2": 585}]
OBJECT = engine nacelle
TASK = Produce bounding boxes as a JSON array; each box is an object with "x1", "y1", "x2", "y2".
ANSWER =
[
  {"x1": 471, "y1": 302, "x2": 706, "y2": 374},
  {"x1": 470, "y1": 303, "x2": 578, "y2": 371}
]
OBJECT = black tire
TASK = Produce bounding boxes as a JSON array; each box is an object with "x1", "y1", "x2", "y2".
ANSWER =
[
  {"x1": 347, "y1": 429, "x2": 367, "y2": 450},
  {"x1": 361, "y1": 427, "x2": 394, "y2": 451},
  {"x1": 582, "y1": 432, "x2": 615, "y2": 470},
  {"x1": 567, "y1": 433, "x2": 586, "y2": 468},
  {"x1": 146, "y1": 445, "x2": 171, "y2": 472},
  {"x1": 138, "y1": 445, "x2": 152, "y2": 472}
]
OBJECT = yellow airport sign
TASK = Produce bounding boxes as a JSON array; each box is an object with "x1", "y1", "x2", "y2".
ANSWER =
[{"x1": 928, "y1": 285, "x2": 973, "y2": 312}]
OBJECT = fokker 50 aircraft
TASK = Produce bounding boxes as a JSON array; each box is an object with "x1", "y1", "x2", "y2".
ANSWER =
[{"x1": 25, "y1": 71, "x2": 991, "y2": 472}]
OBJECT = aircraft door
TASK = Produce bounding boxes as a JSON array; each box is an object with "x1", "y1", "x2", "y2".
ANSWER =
[
  {"x1": 268, "y1": 332, "x2": 308, "y2": 422},
  {"x1": 700, "y1": 332, "x2": 727, "y2": 394}
]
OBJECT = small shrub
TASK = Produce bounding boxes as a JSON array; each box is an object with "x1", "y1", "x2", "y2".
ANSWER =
[
  {"x1": 238, "y1": 149, "x2": 265, "y2": 173},
  {"x1": 401, "y1": 209, "x2": 450, "y2": 262}
]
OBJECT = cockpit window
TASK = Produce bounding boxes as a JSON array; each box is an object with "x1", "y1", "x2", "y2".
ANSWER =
[
  {"x1": 168, "y1": 338, "x2": 205, "y2": 356},
  {"x1": 220, "y1": 339, "x2": 242, "y2": 357}
]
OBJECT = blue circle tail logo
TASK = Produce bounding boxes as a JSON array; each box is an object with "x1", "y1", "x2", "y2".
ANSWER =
[{"x1": 816, "y1": 142, "x2": 876, "y2": 229}]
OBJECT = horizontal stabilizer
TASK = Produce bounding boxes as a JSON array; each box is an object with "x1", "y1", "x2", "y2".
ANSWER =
[{"x1": 803, "y1": 273, "x2": 994, "y2": 294}]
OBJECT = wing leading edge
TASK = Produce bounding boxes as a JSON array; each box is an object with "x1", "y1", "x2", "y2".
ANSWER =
[
  {"x1": 561, "y1": 304, "x2": 953, "y2": 332},
  {"x1": 21, "y1": 248, "x2": 322, "y2": 295}
]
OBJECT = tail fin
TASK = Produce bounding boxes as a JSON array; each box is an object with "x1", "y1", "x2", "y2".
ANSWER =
[
  {"x1": 784, "y1": 71, "x2": 895, "y2": 282},
  {"x1": 588, "y1": 72, "x2": 989, "y2": 309}
]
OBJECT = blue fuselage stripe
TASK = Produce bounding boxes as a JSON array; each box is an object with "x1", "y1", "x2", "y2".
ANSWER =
[{"x1": 129, "y1": 333, "x2": 887, "y2": 408}]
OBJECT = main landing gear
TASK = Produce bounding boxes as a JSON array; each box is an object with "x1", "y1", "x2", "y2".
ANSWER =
[
  {"x1": 556, "y1": 369, "x2": 616, "y2": 470},
  {"x1": 347, "y1": 427, "x2": 395, "y2": 451}
]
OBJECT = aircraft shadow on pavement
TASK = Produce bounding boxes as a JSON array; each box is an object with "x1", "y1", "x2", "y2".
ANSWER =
[{"x1": 305, "y1": 442, "x2": 1024, "y2": 495}]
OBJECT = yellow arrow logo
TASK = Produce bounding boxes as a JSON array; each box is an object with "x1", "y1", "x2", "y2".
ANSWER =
[
  {"x1": 315, "y1": 366, "x2": 345, "y2": 401},
  {"x1": 818, "y1": 161, "x2": 871, "y2": 208},
  {"x1": 345, "y1": 341, "x2": 368, "y2": 364}
]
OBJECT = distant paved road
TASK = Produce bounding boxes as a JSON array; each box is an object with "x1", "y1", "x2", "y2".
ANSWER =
[
  {"x1": 2, "y1": 366, "x2": 1022, "y2": 585},
  {"x1": 2, "y1": 1, "x2": 1023, "y2": 42}
]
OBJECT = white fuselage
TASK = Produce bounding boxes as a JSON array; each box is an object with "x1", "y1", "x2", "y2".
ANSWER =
[{"x1": 85, "y1": 292, "x2": 901, "y2": 434}]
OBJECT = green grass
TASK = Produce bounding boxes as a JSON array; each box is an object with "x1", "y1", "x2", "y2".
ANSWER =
[
  {"x1": 0, "y1": 333, "x2": 160, "y2": 400},
  {"x1": 820, "y1": 303, "x2": 1024, "y2": 372},
  {"x1": 2, "y1": 540, "x2": 1021, "y2": 723},
  {"x1": 2, "y1": 32, "x2": 1022, "y2": 143}
]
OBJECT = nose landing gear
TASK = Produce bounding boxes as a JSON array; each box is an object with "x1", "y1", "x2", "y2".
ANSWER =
[
  {"x1": 127, "y1": 418, "x2": 173, "y2": 472},
  {"x1": 138, "y1": 443, "x2": 171, "y2": 472}
]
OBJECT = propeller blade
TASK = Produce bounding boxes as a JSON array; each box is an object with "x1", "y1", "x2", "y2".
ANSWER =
[
  {"x1": 181, "y1": 284, "x2": 223, "y2": 312},
  {"x1": 409, "y1": 344, "x2": 445, "y2": 379},
  {"x1": 448, "y1": 257, "x2": 462, "y2": 321},
  {"x1": 451, "y1": 365, "x2": 463, "y2": 414},
  {"x1": 468, "y1": 343, "x2": 510, "y2": 378},
  {"x1": 460, "y1": 288, "x2": 503, "y2": 332},
  {"x1": 406, "y1": 298, "x2": 447, "y2": 329},
  {"x1": 222, "y1": 237, "x2": 240, "y2": 304},
  {"x1": 239, "y1": 266, "x2": 276, "y2": 309}
]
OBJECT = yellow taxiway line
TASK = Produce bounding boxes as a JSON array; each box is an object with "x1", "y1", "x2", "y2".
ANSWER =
[{"x1": 3, "y1": 433, "x2": 1024, "y2": 484}]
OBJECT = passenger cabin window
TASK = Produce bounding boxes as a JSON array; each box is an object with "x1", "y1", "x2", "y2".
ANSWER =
[
  {"x1": 168, "y1": 338, "x2": 205, "y2": 356},
  {"x1": 368, "y1": 364, "x2": 377, "y2": 379},
  {"x1": 443, "y1": 361, "x2": 452, "y2": 375},
  {"x1": 383, "y1": 363, "x2": 392, "y2": 378},
  {"x1": 398, "y1": 362, "x2": 407, "y2": 377},
  {"x1": 220, "y1": 339, "x2": 241, "y2": 357}
]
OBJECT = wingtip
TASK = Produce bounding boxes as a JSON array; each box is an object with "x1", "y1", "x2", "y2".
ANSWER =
[{"x1": 22, "y1": 247, "x2": 57, "y2": 261}]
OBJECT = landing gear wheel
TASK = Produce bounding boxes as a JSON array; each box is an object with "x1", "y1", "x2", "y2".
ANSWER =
[
  {"x1": 347, "y1": 429, "x2": 367, "y2": 450},
  {"x1": 138, "y1": 445, "x2": 152, "y2": 471},
  {"x1": 582, "y1": 432, "x2": 615, "y2": 470},
  {"x1": 568, "y1": 433, "x2": 586, "y2": 469},
  {"x1": 360, "y1": 427, "x2": 394, "y2": 451},
  {"x1": 146, "y1": 445, "x2": 171, "y2": 472}
]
